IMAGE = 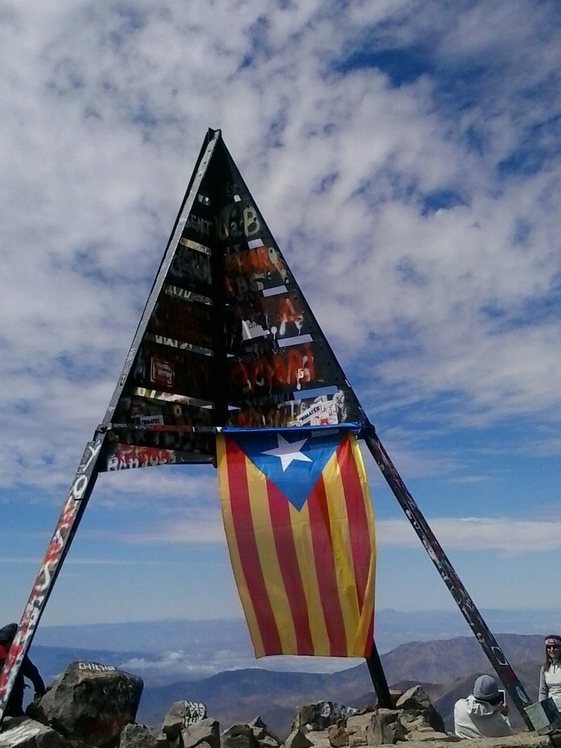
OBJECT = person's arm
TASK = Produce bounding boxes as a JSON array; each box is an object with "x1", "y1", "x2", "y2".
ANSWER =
[
  {"x1": 539, "y1": 666, "x2": 549, "y2": 702},
  {"x1": 497, "y1": 713, "x2": 512, "y2": 736},
  {"x1": 21, "y1": 656, "x2": 45, "y2": 698},
  {"x1": 497, "y1": 702, "x2": 509, "y2": 717},
  {"x1": 489, "y1": 705, "x2": 512, "y2": 736}
]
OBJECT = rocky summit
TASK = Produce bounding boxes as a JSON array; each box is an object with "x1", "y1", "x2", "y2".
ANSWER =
[{"x1": 0, "y1": 661, "x2": 556, "y2": 748}]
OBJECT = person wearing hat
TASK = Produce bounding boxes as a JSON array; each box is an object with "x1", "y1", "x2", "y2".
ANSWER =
[
  {"x1": 0, "y1": 623, "x2": 46, "y2": 717},
  {"x1": 454, "y1": 674, "x2": 512, "y2": 739},
  {"x1": 538, "y1": 634, "x2": 561, "y2": 710}
]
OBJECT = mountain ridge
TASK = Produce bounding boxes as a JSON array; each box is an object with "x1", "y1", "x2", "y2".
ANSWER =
[
  {"x1": 27, "y1": 629, "x2": 550, "y2": 738},
  {"x1": 131, "y1": 633, "x2": 546, "y2": 736}
]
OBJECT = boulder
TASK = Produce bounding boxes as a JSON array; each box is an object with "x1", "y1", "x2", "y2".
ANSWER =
[
  {"x1": 247, "y1": 717, "x2": 282, "y2": 748},
  {"x1": 119, "y1": 723, "x2": 169, "y2": 748},
  {"x1": 293, "y1": 731, "x2": 331, "y2": 748},
  {"x1": 396, "y1": 687, "x2": 431, "y2": 712},
  {"x1": 327, "y1": 723, "x2": 347, "y2": 747},
  {"x1": 0, "y1": 717, "x2": 70, "y2": 748},
  {"x1": 395, "y1": 687, "x2": 445, "y2": 734},
  {"x1": 162, "y1": 702, "x2": 208, "y2": 740},
  {"x1": 292, "y1": 703, "x2": 359, "y2": 732},
  {"x1": 181, "y1": 718, "x2": 220, "y2": 748},
  {"x1": 284, "y1": 730, "x2": 314, "y2": 748},
  {"x1": 346, "y1": 714, "x2": 373, "y2": 747},
  {"x1": 221, "y1": 723, "x2": 259, "y2": 748},
  {"x1": 400, "y1": 712, "x2": 429, "y2": 733},
  {"x1": 368, "y1": 709, "x2": 406, "y2": 745},
  {"x1": 27, "y1": 660, "x2": 143, "y2": 748}
]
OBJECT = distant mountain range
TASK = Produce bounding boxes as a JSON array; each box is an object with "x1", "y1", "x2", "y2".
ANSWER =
[
  {"x1": 133, "y1": 633, "x2": 546, "y2": 736},
  {"x1": 28, "y1": 631, "x2": 547, "y2": 739},
  {"x1": 31, "y1": 607, "x2": 561, "y2": 685}
]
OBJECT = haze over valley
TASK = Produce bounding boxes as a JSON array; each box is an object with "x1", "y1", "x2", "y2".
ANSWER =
[{"x1": 26, "y1": 607, "x2": 558, "y2": 735}]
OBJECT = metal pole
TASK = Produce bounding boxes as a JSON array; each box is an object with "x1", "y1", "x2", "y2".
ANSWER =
[
  {"x1": 0, "y1": 433, "x2": 105, "y2": 722},
  {"x1": 366, "y1": 640, "x2": 393, "y2": 708},
  {"x1": 362, "y1": 423, "x2": 533, "y2": 729}
]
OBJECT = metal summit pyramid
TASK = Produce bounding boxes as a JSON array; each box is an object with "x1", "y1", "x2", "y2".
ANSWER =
[{"x1": 0, "y1": 129, "x2": 534, "y2": 729}]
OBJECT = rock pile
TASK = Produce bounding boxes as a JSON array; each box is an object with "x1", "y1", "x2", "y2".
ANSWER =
[
  {"x1": 0, "y1": 662, "x2": 552, "y2": 748},
  {"x1": 285, "y1": 687, "x2": 448, "y2": 747}
]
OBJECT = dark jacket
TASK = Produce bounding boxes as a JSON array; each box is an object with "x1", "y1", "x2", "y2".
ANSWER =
[{"x1": 0, "y1": 625, "x2": 45, "y2": 717}]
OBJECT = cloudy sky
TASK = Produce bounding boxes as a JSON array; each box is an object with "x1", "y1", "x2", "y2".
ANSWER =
[{"x1": 1, "y1": 0, "x2": 561, "y2": 648}]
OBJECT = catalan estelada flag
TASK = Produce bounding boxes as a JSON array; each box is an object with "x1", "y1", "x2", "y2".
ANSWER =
[{"x1": 216, "y1": 427, "x2": 375, "y2": 658}]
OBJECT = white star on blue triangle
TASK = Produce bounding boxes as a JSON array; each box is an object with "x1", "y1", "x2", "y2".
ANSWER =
[
  {"x1": 228, "y1": 429, "x2": 343, "y2": 510},
  {"x1": 263, "y1": 434, "x2": 312, "y2": 471}
]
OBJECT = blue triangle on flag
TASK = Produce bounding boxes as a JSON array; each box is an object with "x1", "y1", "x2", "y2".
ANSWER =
[{"x1": 228, "y1": 429, "x2": 345, "y2": 510}]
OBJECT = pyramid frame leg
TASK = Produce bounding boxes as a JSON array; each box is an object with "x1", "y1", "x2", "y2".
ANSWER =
[
  {"x1": 0, "y1": 432, "x2": 106, "y2": 722},
  {"x1": 366, "y1": 640, "x2": 393, "y2": 708},
  {"x1": 362, "y1": 423, "x2": 533, "y2": 729}
]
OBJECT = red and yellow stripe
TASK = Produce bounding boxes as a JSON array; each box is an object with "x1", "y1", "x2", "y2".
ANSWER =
[{"x1": 216, "y1": 432, "x2": 375, "y2": 658}]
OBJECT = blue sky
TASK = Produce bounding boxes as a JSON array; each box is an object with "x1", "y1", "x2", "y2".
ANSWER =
[{"x1": 1, "y1": 0, "x2": 561, "y2": 644}]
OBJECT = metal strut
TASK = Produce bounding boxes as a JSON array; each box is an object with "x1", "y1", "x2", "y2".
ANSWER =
[
  {"x1": 362, "y1": 422, "x2": 533, "y2": 729},
  {"x1": 366, "y1": 640, "x2": 393, "y2": 708},
  {"x1": 0, "y1": 434, "x2": 106, "y2": 722}
]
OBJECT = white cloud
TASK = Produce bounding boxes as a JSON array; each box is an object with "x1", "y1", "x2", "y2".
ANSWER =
[
  {"x1": 377, "y1": 517, "x2": 561, "y2": 553},
  {"x1": 101, "y1": 512, "x2": 561, "y2": 556},
  {"x1": 119, "y1": 513, "x2": 226, "y2": 545},
  {"x1": 0, "y1": 555, "x2": 170, "y2": 565},
  {"x1": 0, "y1": 1, "x2": 559, "y2": 569}
]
